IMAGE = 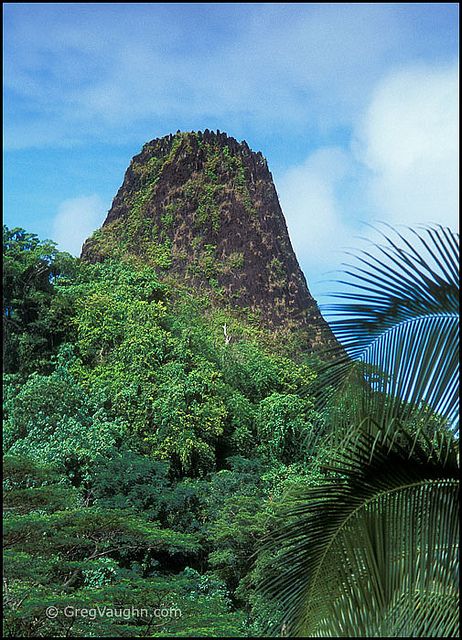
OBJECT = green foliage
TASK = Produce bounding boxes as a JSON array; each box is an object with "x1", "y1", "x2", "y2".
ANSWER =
[
  {"x1": 256, "y1": 225, "x2": 460, "y2": 637},
  {"x1": 318, "y1": 224, "x2": 459, "y2": 432},
  {"x1": 89, "y1": 450, "x2": 170, "y2": 519},
  {"x1": 258, "y1": 429, "x2": 459, "y2": 637},
  {"x1": 191, "y1": 140, "x2": 257, "y2": 231},
  {"x1": 187, "y1": 242, "x2": 219, "y2": 282},
  {"x1": 86, "y1": 134, "x2": 258, "y2": 270},
  {"x1": 3, "y1": 455, "x2": 202, "y2": 638},
  {"x1": 227, "y1": 250, "x2": 245, "y2": 270},
  {"x1": 2, "y1": 224, "x2": 326, "y2": 637},
  {"x1": 195, "y1": 181, "x2": 225, "y2": 233},
  {"x1": 144, "y1": 359, "x2": 228, "y2": 475},
  {"x1": 268, "y1": 257, "x2": 286, "y2": 289},
  {"x1": 4, "y1": 352, "x2": 126, "y2": 480},
  {"x1": 3, "y1": 226, "x2": 77, "y2": 375},
  {"x1": 10, "y1": 222, "x2": 458, "y2": 637},
  {"x1": 256, "y1": 392, "x2": 315, "y2": 463},
  {"x1": 161, "y1": 202, "x2": 178, "y2": 228}
]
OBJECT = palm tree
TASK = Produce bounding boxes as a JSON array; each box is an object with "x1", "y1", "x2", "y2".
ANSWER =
[{"x1": 257, "y1": 225, "x2": 459, "y2": 637}]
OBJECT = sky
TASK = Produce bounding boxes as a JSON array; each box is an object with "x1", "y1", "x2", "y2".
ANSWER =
[{"x1": 3, "y1": 3, "x2": 459, "y2": 305}]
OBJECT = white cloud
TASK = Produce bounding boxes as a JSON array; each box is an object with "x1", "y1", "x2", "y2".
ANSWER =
[
  {"x1": 355, "y1": 64, "x2": 459, "y2": 230},
  {"x1": 276, "y1": 147, "x2": 356, "y2": 273},
  {"x1": 277, "y1": 62, "x2": 459, "y2": 300},
  {"x1": 52, "y1": 195, "x2": 107, "y2": 256}
]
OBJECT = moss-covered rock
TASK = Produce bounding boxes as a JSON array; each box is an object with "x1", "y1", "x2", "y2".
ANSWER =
[{"x1": 81, "y1": 130, "x2": 336, "y2": 349}]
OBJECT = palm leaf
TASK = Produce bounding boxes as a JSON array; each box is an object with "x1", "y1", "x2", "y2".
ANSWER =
[
  {"x1": 258, "y1": 428, "x2": 459, "y2": 637},
  {"x1": 315, "y1": 224, "x2": 459, "y2": 433},
  {"x1": 257, "y1": 224, "x2": 459, "y2": 637}
]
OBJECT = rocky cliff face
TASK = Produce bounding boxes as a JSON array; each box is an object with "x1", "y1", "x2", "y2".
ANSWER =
[{"x1": 81, "y1": 130, "x2": 335, "y2": 349}]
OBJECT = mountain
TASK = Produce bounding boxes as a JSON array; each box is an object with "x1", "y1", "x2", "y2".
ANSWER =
[{"x1": 81, "y1": 129, "x2": 336, "y2": 350}]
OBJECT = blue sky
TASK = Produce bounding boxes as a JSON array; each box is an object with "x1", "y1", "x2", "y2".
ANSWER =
[{"x1": 3, "y1": 3, "x2": 459, "y2": 304}]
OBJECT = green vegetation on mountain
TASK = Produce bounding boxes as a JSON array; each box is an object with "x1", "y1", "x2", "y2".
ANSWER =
[
  {"x1": 3, "y1": 222, "x2": 458, "y2": 638},
  {"x1": 80, "y1": 131, "x2": 338, "y2": 346},
  {"x1": 3, "y1": 224, "x2": 326, "y2": 637}
]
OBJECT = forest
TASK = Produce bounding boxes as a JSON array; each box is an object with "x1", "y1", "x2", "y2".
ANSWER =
[{"x1": 3, "y1": 222, "x2": 459, "y2": 637}]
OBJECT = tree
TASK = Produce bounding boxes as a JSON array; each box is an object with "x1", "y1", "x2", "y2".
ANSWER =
[
  {"x1": 257, "y1": 225, "x2": 459, "y2": 637},
  {"x1": 3, "y1": 226, "x2": 76, "y2": 375},
  {"x1": 3, "y1": 455, "x2": 201, "y2": 638}
]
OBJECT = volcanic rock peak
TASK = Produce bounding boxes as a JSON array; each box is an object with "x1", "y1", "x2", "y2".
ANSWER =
[{"x1": 81, "y1": 130, "x2": 335, "y2": 349}]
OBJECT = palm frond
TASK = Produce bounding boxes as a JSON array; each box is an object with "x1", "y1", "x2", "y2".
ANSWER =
[
  {"x1": 259, "y1": 224, "x2": 460, "y2": 637},
  {"x1": 259, "y1": 428, "x2": 459, "y2": 637},
  {"x1": 316, "y1": 225, "x2": 459, "y2": 432}
]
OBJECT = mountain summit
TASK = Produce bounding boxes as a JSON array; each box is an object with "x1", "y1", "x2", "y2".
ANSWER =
[{"x1": 81, "y1": 130, "x2": 335, "y2": 349}]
